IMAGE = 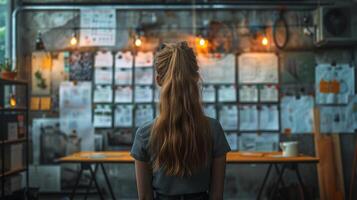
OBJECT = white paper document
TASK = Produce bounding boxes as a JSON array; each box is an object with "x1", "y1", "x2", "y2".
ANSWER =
[
  {"x1": 93, "y1": 85, "x2": 113, "y2": 103},
  {"x1": 115, "y1": 105, "x2": 133, "y2": 127},
  {"x1": 135, "y1": 105, "x2": 154, "y2": 127},
  {"x1": 135, "y1": 68, "x2": 153, "y2": 84},
  {"x1": 95, "y1": 68, "x2": 113, "y2": 85},
  {"x1": 95, "y1": 51, "x2": 113, "y2": 67},
  {"x1": 135, "y1": 51, "x2": 154, "y2": 67},
  {"x1": 281, "y1": 96, "x2": 314, "y2": 133},
  {"x1": 260, "y1": 85, "x2": 279, "y2": 102},
  {"x1": 219, "y1": 105, "x2": 238, "y2": 130},
  {"x1": 80, "y1": 9, "x2": 116, "y2": 46},
  {"x1": 115, "y1": 51, "x2": 133, "y2": 68},
  {"x1": 218, "y1": 85, "x2": 236, "y2": 102},
  {"x1": 239, "y1": 133, "x2": 279, "y2": 152},
  {"x1": 135, "y1": 86, "x2": 153, "y2": 103},
  {"x1": 197, "y1": 54, "x2": 235, "y2": 84},
  {"x1": 238, "y1": 53, "x2": 279, "y2": 84},
  {"x1": 204, "y1": 105, "x2": 217, "y2": 119},
  {"x1": 315, "y1": 64, "x2": 355, "y2": 104},
  {"x1": 115, "y1": 86, "x2": 133, "y2": 103},
  {"x1": 202, "y1": 85, "x2": 215, "y2": 103},
  {"x1": 320, "y1": 106, "x2": 354, "y2": 133},
  {"x1": 239, "y1": 85, "x2": 258, "y2": 102},
  {"x1": 93, "y1": 105, "x2": 112, "y2": 128},
  {"x1": 115, "y1": 68, "x2": 132, "y2": 85},
  {"x1": 239, "y1": 105, "x2": 259, "y2": 131},
  {"x1": 226, "y1": 133, "x2": 238, "y2": 151},
  {"x1": 259, "y1": 105, "x2": 279, "y2": 131}
]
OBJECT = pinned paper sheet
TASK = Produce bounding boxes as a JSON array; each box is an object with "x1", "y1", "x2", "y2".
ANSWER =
[
  {"x1": 135, "y1": 86, "x2": 153, "y2": 103},
  {"x1": 80, "y1": 9, "x2": 116, "y2": 46},
  {"x1": 31, "y1": 97, "x2": 41, "y2": 110},
  {"x1": 135, "y1": 105, "x2": 154, "y2": 127},
  {"x1": 218, "y1": 85, "x2": 236, "y2": 102},
  {"x1": 197, "y1": 54, "x2": 235, "y2": 84},
  {"x1": 239, "y1": 85, "x2": 258, "y2": 102},
  {"x1": 226, "y1": 133, "x2": 238, "y2": 151},
  {"x1": 115, "y1": 105, "x2": 133, "y2": 127},
  {"x1": 69, "y1": 52, "x2": 93, "y2": 81},
  {"x1": 135, "y1": 68, "x2": 153, "y2": 84},
  {"x1": 204, "y1": 105, "x2": 217, "y2": 119},
  {"x1": 93, "y1": 85, "x2": 113, "y2": 103},
  {"x1": 315, "y1": 64, "x2": 355, "y2": 104},
  {"x1": 115, "y1": 68, "x2": 132, "y2": 85},
  {"x1": 93, "y1": 104, "x2": 112, "y2": 128},
  {"x1": 281, "y1": 96, "x2": 314, "y2": 134},
  {"x1": 320, "y1": 106, "x2": 354, "y2": 133},
  {"x1": 202, "y1": 85, "x2": 215, "y2": 103},
  {"x1": 95, "y1": 68, "x2": 113, "y2": 84},
  {"x1": 135, "y1": 51, "x2": 154, "y2": 67},
  {"x1": 239, "y1": 133, "x2": 279, "y2": 152},
  {"x1": 95, "y1": 51, "x2": 113, "y2": 67},
  {"x1": 32, "y1": 52, "x2": 52, "y2": 95},
  {"x1": 115, "y1": 86, "x2": 133, "y2": 103},
  {"x1": 238, "y1": 53, "x2": 278, "y2": 84},
  {"x1": 115, "y1": 51, "x2": 133, "y2": 68},
  {"x1": 40, "y1": 97, "x2": 51, "y2": 110},
  {"x1": 239, "y1": 105, "x2": 258, "y2": 131},
  {"x1": 219, "y1": 105, "x2": 238, "y2": 130},
  {"x1": 260, "y1": 85, "x2": 279, "y2": 102},
  {"x1": 259, "y1": 105, "x2": 279, "y2": 131}
]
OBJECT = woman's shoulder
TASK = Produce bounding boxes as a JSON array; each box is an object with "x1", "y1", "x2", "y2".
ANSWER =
[{"x1": 135, "y1": 119, "x2": 156, "y2": 140}]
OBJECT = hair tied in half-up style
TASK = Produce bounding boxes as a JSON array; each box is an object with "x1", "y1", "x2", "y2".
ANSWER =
[{"x1": 149, "y1": 41, "x2": 212, "y2": 177}]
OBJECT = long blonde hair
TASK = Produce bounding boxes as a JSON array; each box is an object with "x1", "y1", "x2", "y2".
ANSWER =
[{"x1": 149, "y1": 42, "x2": 212, "y2": 177}]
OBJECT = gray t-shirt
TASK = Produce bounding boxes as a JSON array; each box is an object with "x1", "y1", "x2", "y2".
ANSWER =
[{"x1": 130, "y1": 117, "x2": 231, "y2": 195}]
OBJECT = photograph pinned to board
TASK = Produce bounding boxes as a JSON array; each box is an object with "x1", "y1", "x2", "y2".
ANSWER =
[
  {"x1": 135, "y1": 104, "x2": 154, "y2": 127},
  {"x1": 93, "y1": 104, "x2": 112, "y2": 128},
  {"x1": 197, "y1": 53, "x2": 235, "y2": 84},
  {"x1": 68, "y1": 52, "x2": 94, "y2": 81},
  {"x1": 135, "y1": 68, "x2": 153, "y2": 85},
  {"x1": 202, "y1": 85, "x2": 215, "y2": 103},
  {"x1": 94, "y1": 67, "x2": 113, "y2": 85},
  {"x1": 115, "y1": 68, "x2": 132, "y2": 85},
  {"x1": 218, "y1": 85, "x2": 236, "y2": 102},
  {"x1": 59, "y1": 82, "x2": 94, "y2": 151},
  {"x1": 238, "y1": 53, "x2": 279, "y2": 84},
  {"x1": 29, "y1": 165, "x2": 61, "y2": 192},
  {"x1": 239, "y1": 105, "x2": 258, "y2": 131},
  {"x1": 107, "y1": 129, "x2": 133, "y2": 146},
  {"x1": 226, "y1": 132, "x2": 238, "y2": 151},
  {"x1": 135, "y1": 51, "x2": 154, "y2": 67},
  {"x1": 281, "y1": 95, "x2": 314, "y2": 134},
  {"x1": 94, "y1": 51, "x2": 113, "y2": 67},
  {"x1": 315, "y1": 64, "x2": 355, "y2": 105},
  {"x1": 239, "y1": 85, "x2": 258, "y2": 102},
  {"x1": 31, "y1": 52, "x2": 52, "y2": 95},
  {"x1": 115, "y1": 86, "x2": 133, "y2": 103},
  {"x1": 80, "y1": 8, "x2": 116, "y2": 46},
  {"x1": 280, "y1": 52, "x2": 315, "y2": 84},
  {"x1": 204, "y1": 105, "x2": 217, "y2": 119},
  {"x1": 115, "y1": 51, "x2": 133, "y2": 68},
  {"x1": 260, "y1": 85, "x2": 279, "y2": 102},
  {"x1": 135, "y1": 86, "x2": 153, "y2": 103},
  {"x1": 114, "y1": 105, "x2": 133, "y2": 127},
  {"x1": 320, "y1": 106, "x2": 354, "y2": 133},
  {"x1": 259, "y1": 105, "x2": 279, "y2": 131},
  {"x1": 219, "y1": 105, "x2": 238, "y2": 131},
  {"x1": 93, "y1": 85, "x2": 113, "y2": 103},
  {"x1": 239, "y1": 133, "x2": 279, "y2": 152}
]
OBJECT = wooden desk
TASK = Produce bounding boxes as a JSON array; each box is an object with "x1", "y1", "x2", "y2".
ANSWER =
[{"x1": 58, "y1": 151, "x2": 319, "y2": 200}]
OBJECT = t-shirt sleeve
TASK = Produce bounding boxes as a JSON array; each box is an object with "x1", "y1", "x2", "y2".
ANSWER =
[
  {"x1": 212, "y1": 120, "x2": 231, "y2": 158},
  {"x1": 130, "y1": 128, "x2": 150, "y2": 162}
]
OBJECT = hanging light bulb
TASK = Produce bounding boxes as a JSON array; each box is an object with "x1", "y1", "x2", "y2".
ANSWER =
[
  {"x1": 70, "y1": 32, "x2": 78, "y2": 46},
  {"x1": 9, "y1": 94, "x2": 16, "y2": 107},
  {"x1": 199, "y1": 37, "x2": 206, "y2": 46},
  {"x1": 196, "y1": 35, "x2": 208, "y2": 49},
  {"x1": 135, "y1": 36, "x2": 142, "y2": 47},
  {"x1": 261, "y1": 35, "x2": 269, "y2": 46}
]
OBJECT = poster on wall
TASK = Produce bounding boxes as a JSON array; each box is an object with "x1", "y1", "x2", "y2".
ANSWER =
[
  {"x1": 59, "y1": 82, "x2": 94, "y2": 150},
  {"x1": 115, "y1": 51, "x2": 133, "y2": 68},
  {"x1": 315, "y1": 64, "x2": 355, "y2": 104},
  {"x1": 197, "y1": 54, "x2": 235, "y2": 84},
  {"x1": 95, "y1": 51, "x2": 113, "y2": 67},
  {"x1": 238, "y1": 53, "x2": 278, "y2": 84},
  {"x1": 80, "y1": 9, "x2": 116, "y2": 46},
  {"x1": 31, "y1": 52, "x2": 52, "y2": 95},
  {"x1": 69, "y1": 52, "x2": 93, "y2": 81},
  {"x1": 239, "y1": 133, "x2": 279, "y2": 152},
  {"x1": 320, "y1": 106, "x2": 354, "y2": 133}
]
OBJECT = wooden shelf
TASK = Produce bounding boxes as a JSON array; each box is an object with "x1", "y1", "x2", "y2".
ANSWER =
[
  {"x1": 0, "y1": 79, "x2": 28, "y2": 85},
  {"x1": 0, "y1": 138, "x2": 27, "y2": 145},
  {"x1": 0, "y1": 167, "x2": 26, "y2": 178}
]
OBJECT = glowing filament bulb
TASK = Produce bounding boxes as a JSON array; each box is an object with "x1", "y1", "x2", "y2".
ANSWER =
[
  {"x1": 135, "y1": 38, "x2": 142, "y2": 47},
  {"x1": 262, "y1": 36, "x2": 269, "y2": 46},
  {"x1": 70, "y1": 34, "x2": 78, "y2": 46},
  {"x1": 199, "y1": 38, "x2": 206, "y2": 46},
  {"x1": 10, "y1": 95, "x2": 16, "y2": 107}
]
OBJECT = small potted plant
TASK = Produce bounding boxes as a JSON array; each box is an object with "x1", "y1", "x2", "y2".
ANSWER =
[{"x1": 0, "y1": 59, "x2": 17, "y2": 80}]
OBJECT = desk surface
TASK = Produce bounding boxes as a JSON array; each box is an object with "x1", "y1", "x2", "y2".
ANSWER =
[{"x1": 58, "y1": 151, "x2": 319, "y2": 164}]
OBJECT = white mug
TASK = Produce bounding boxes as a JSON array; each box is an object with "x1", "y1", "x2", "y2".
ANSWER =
[{"x1": 280, "y1": 141, "x2": 299, "y2": 157}]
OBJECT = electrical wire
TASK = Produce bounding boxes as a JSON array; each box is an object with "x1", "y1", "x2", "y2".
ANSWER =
[{"x1": 273, "y1": 12, "x2": 289, "y2": 50}]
